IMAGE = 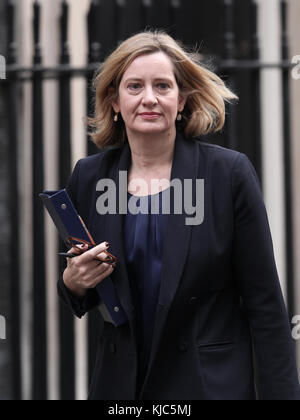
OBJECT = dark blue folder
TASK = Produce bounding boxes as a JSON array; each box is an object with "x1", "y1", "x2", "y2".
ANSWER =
[{"x1": 39, "y1": 189, "x2": 127, "y2": 327}]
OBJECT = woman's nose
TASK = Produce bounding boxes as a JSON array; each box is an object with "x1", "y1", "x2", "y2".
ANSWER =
[{"x1": 142, "y1": 86, "x2": 158, "y2": 106}]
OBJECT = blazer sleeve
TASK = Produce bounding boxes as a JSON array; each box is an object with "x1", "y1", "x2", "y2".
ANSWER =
[
  {"x1": 56, "y1": 159, "x2": 101, "y2": 318},
  {"x1": 231, "y1": 152, "x2": 300, "y2": 400}
]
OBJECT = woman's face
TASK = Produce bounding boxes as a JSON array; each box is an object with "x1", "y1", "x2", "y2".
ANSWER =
[{"x1": 112, "y1": 51, "x2": 186, "y2": 138}]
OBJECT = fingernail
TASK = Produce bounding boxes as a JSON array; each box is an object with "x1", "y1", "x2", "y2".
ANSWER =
[{"x1": 105, "y1": 242, "x2": 109, "y2": 248}]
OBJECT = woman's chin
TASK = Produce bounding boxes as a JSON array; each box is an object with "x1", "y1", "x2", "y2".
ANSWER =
[{"x1": 131, "y1": 123, "x2": 173, "y2": 136}]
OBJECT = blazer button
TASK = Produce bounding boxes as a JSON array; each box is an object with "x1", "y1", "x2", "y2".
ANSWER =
[
  {"x1": 188, "y1": 297, "x2": 198, "y2": 305},
  {"x1": 110, "y1": 343, "x2": 116, "y2": 354},
  {"x1": 178, "y1": 342, "x2": 188, "y2": 353}
]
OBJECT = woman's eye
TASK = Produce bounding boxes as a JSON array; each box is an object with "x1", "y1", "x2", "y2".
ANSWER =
[
  {"x1": 157, "y1": 83, "x2": 170, "y2": 90},
  {"x1": 128, "y1": 83, "x2": 142, "y2": 91}
]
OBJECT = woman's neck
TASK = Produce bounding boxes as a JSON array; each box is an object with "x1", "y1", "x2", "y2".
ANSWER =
[{"x1": 127, "y1": 129, "x2": 176, "y2": 173}]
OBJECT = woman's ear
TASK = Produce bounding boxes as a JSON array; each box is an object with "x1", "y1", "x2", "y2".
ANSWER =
[
  {"x1": 112, "y1": 102, "x2": 120, "y2": 114},
  {"x1": 108, "y1": 86, "x2": 120, "y2": 113},
  {"x1": 178, "y1": 92, "x2": 187, "y2": 113}
]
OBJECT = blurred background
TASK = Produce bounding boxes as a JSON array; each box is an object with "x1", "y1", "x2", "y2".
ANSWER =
[{"x1": 0, "y1": 0, "x2": 299, "y2": 400}]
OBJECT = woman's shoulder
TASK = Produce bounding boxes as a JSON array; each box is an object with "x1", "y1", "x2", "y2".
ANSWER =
[
  {"x1": 193, "y1": 138, "x2": 260, "y2": 191},
  {"x1": 192, "y1": 137, "x2": 243, "y2": 173},
  {"x1": 195, "y1": 137, "x2": 240, "y2": 160},
  {"x1": 75, "y1": 145, "x2": 123, "y2": 173}
]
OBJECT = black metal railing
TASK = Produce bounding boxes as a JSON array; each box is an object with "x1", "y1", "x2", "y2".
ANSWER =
[
  {"x1": 6, "y1": 0, "x2": 21, "y2": 402},
  {"x1": 280, "y1": 0, "x2": 295, "y2": 323},
  {"x1": 2, "y1": 0, "x2": 296, "y2": 400}
]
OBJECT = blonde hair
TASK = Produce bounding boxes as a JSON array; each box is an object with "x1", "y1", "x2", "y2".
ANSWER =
[{"x1": 88, "y1": 30, "x2": 238, "y2": 149}]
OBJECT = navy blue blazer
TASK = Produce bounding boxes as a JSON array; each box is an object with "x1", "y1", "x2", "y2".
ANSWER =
[{"x1": 57, "y1": 132, "x2": 300, "y2": 400}]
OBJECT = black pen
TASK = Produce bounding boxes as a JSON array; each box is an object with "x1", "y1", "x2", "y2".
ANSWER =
[
  {"x1": 58, "y1": 252, "x2": 78, "y2": 258},
  {"x1": 58, "y1": 252, "x2": 116, "y2": 266}
]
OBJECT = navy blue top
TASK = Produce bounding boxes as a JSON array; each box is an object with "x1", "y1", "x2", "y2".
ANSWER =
[{"x1": 123, "y1": 188, "x2": 169, "y2": 393}]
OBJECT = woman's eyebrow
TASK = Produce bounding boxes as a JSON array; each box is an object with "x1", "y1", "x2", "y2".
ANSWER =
[
  {"x1": 124, "y1": 76, "x2": 174, "y2": 83},
  {"x1": 154, "y1": 77, "x2": 174, "y2": 83},
  {"x1": 124, "y1": 77, "x2": 142, "y2": 82}
]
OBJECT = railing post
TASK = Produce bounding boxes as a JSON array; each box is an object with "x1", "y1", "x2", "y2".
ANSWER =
[
  {"x1": 223, "y1": 0, "x2": 236, "y2": 61},
  {"x1": 32, "y1": 0, "x2": 47, "y2": 400},
  {"x1": 58, "y1": 0, "x2": 75, "y2": 400},
  {"x1": 115, "y1": 0, "x2": 127, "y2": 45},
  {"x1": 168, "y1": 0, "x2": 181, "y2": 37},
  {"x1": 5, "y1": 0, "x2": 21, "y2": 400},
  {"x1": 87, "y1": 0, "x2": 102, "y2": 156},
  {"x1": 222, "y1": 0, "x2": 238, "y2": 150},
  {"x1": 86, "y1": 0, "x2": 104, "y2": 386},
  {"x1": 142, "y1": 0, "x2": 153, "y2": 28},
  {"x1": 250, "y1": 0, "x2": 262, "y2": 181},
  {"x1": 280, "y1": 0, "x2": 295, "y2": 319}
]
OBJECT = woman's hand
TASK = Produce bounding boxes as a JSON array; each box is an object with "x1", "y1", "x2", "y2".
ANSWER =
[{"x1": 62, "y1": 242, "x2": 115, "y2": 299}]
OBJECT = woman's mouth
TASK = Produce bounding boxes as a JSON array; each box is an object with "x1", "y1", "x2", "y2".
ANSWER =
[{"x1": 139, "y1": 113, "x2": 161, "y2": 120}]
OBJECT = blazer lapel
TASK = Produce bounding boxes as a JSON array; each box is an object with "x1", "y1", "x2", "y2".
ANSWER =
[
  {"x1": 139, "y1": 133, "x2": 200, "y2": 397},
  {"x1": 101, "y1": 143, "x2": 133, "y2": 321},
  {"x1": 91, "y1": 142, "x2": 134, "y2": 329}
]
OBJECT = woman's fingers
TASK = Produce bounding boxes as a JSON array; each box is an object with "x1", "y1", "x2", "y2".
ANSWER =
[
  {"x1": 67, "y1": 243, "x2": 108, "y2": 263},
  {"x1": 68, "y1": 243, "x2": 88, "y2": 255},
  {"x1": 78, "y1": 242, "x2": 109, "y2": 263},
  {"x1": 63, "y1": 241, "x2": 114, "y2": 290},
  {"x1": 82, "y1": 262, "x2": 114, "y2": 288}
]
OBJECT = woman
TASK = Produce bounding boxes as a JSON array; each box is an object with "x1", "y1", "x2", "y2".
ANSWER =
[{"x1": 58, "y1": 31, "x2": 300, "y2": 400}]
